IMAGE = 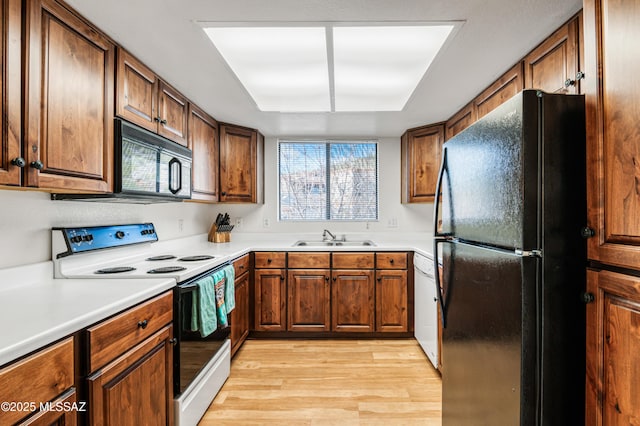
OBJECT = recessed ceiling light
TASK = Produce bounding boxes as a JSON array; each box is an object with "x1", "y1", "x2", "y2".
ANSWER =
[
  {"x1": 332, "y1": 25, "x2": 454, "y2": 111},
  {"x1": 204, "y1": 27, "x2": 331, "y2": 112},
  {"x1": 202, "y1": 23, "x2": 456, "y2": 113}
]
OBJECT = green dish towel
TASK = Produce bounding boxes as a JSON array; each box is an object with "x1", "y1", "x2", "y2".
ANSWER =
[
  {"x1": 223, "y1": 264, "x2": 235, "y2": 313},
  {"x1": 212, "y1": 269, "x2": 228, "y2": 327},
  {"x1": 191, "y1": 275, "x2": 217, "y2": 337}
]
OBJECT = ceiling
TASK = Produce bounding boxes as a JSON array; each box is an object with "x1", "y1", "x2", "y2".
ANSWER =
[{"x1": 64, "y1": 0, "x2": 582, "y2": 138}]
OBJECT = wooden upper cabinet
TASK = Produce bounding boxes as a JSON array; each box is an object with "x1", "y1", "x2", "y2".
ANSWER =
[
  {"x1": 219, "y1": 123, "x2": 264, "y2": 203},
  {"x1": 401, "y1": 123, "x2": 444, "y2": 203},
  {"x1": 524, "y1": 14, "x2": 581, "y2": 95},
  {"x1": 188, "y1": 104, "x2": 219, "y2": 202},
  {"x1": 584, "y1": 0, "x2": 640, "y2": 269},
  {"x1": 474, "y1": 63, "x2": 523, "y2": 120},
  {"x1": 116, "y1": 49, "x2": 157, "y2": 132},
  {"x1": 24, "y1": 0, "x2": 114, "y2": 192},
  {"x1": 445, "y1": 102, "x2": 477, "y2": 140},
  {"x1": 0, "y1": 0, "x2": 22, "y2": 187},
  {"x1": 157, "y1": 80, "x2": 188, "y2": 145},
  {"x1": 116, "y1": 48, "x2": 188, "y2": 146}
]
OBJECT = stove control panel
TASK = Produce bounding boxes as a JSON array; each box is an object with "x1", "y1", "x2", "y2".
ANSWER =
[{"x1": 53, "y1": 223, "x2": 158, "y2": 257}]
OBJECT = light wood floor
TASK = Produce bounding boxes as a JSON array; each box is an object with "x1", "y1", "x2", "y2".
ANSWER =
[{"x1": 199, "y1": 339, "x2": 442, "y2": 425}]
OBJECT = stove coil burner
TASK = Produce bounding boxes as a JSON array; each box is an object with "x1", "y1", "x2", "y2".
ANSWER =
[
  {"x1": 147, "y1": 266, "x2": 187, "y2": 274},
  {"x1": 95, "y1": 266, "x2": 136, "y2": 274},
  {"x1": 146, "y1": 255, "x2": 177, "y2": 261},
  {"x1": 178, "y1": 255, "x2": 215, "y2": 262}
]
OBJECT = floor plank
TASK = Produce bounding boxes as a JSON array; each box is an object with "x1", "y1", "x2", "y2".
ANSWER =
[{"x1": 199, "y1": 339, "x2": 442, "y2": 425}]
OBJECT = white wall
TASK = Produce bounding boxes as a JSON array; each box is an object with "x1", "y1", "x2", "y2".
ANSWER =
[{"x1": 0, "y1": 136, "x2": 432, "y2": 269}]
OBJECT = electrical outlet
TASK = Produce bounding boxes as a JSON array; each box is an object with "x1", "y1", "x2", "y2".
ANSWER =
[
  {"x1": 178, "y1": 219, "x2": 184, "y2": 232},
  {"x1": 387, "y1": 217, "x2": 398, "y2": 228},
  {"x1": 235, "y1": 217, "x2": 243, "y2": 228},
  {"x1": 263, "y1": 218, "x2": 270, "y2": 228}
]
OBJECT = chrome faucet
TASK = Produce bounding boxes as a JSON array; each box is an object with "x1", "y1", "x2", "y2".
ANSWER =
[{"x1": 322, "y1": 229, "x2": 337, "y2": 241}]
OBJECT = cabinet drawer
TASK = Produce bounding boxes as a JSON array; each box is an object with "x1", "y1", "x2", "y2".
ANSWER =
[
  {"x1": 87, "y1": 291, "x2": 173, "y2": 372},
  {"x1": 288, "y1": 252, "x2": 330, "y2": 269},
  {"x1": 0, "y1": 337, "x2": 74, "y2": 425},
  {"x1": 254, "y1": 252, "x2": 286, "y2": 268},
  {"x1": 233, "y1": 254, "x2": 250, "y2": 277},
  {"x1": 376, "y1": 252, "x2": 408, "y2": 269},
  {"x1": 332, "y1": 252, "x2": 374, "y2": 269}
]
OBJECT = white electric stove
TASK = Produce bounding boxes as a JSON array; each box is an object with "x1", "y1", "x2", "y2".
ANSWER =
[{"x1": 52, "y1": 223, "x2": 231, "y2": 426}]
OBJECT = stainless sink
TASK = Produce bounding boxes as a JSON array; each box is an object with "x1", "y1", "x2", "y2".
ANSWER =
[{"x1": 292, "y1": 240, "x2": 376, "y2": 247}]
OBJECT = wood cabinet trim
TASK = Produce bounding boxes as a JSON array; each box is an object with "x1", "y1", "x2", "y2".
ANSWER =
[
  {"x1": 157, "y1": 79, "x2": 189, "y2": 146},
  {"x1": 332, "y1": 252, "x2": 375, "y2": 269},
  {"x1": 474, "y1": 62, "x2": 524, "y2": 120},
  {"x1": 287, "y1": 269, "x2": 331, "y2": 331},
  {"x1": 401, "y1": 123, "x2": 445, "y2": 203},
  {"x1": 188, "y1": 102, "x2": 219, "y2": 202},
  {"x1": 445, "y1": 102, "x2": 477, "y2": 140},
  {"x1": 219, "y1": 123, "x2": 259, "y2": 203},
  {"x1": 288, "y1": 252, "x2": 331, "y2": 269},
  {"x1": 254, "y1": 252, "x2": 286, "y2": 269},
  {"x1": 116, "y1": 48, "x2": 158, "y2": 131},
  {"x1": 254, "y1": 268, "x2": 287, "y2": 331}
]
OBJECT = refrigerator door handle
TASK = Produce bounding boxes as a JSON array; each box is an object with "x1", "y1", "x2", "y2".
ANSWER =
[
  {"x1": 433, "y1": 146, "x2": 450, "y2": 238},
  {"x1": 433, "y1": 236, "x2": 450, "y2": 328}
]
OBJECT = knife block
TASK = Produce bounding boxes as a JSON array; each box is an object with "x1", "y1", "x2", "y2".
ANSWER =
[{"x1": 208, "y1": 224, "x2": 230, "y2": 243}]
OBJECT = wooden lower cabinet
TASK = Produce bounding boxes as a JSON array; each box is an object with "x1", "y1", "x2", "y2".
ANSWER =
[
  {"x1": 0, "y1": 337, "x2": 75, "y2": 425},
  {"x1": 586, "y1": 269, "x2": 640, "y2": 425},
  {"x1": 287, "y1": 269, "x2": 331, "y2": 331},
  {"x1": 376, "y1": 270, "x2": 408, "y2": 332},
  {"x1": 19, "y1": 389, "x2": 77, "y2": 426},
  {"x1": 230, "y1": 270, "x2": 250, "y2": 356},
  {"x1": 331, "y1": 270, "x2": 375, "y2": 332},
  {"x1": 87, "y1": 325, "x2": 174, "y2": 426},
  {"x1": 254, "y1": 268, "x2": 287, "y2": 331}
]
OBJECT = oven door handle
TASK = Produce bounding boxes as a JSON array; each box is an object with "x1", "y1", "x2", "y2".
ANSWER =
[{"x1": 168, "y1": 157, "x2": 182, "y2": 194}]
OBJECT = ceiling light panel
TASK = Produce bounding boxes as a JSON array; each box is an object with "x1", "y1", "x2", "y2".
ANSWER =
[
  {"x1": 332, "y1": 25, "x2": 453, "y2": 111},
  {"x1": 204, "y1": 27, "x2": 331, "y2": 112}
]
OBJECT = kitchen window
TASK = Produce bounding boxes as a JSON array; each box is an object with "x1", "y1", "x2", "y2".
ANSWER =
[{"x1": 279, "y1": 141, "x2": 378, "y2": 221}]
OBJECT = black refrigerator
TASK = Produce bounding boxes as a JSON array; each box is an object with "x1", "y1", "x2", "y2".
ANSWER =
[{"x1": 433, "y1": 90, "x2": 586, "y2": 425}]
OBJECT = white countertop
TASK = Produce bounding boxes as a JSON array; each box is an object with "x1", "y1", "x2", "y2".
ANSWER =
[
  {"x1": 0, "y1": 262, "x2": 174, "y2": 367},
  {"x1": 0, "y1": 231, "x2": 434, "y2": 367}
]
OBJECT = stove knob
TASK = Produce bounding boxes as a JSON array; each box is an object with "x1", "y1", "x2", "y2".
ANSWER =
[
  {"x1": 115, "y1": 231, "x2": 125, "y2": 239},
  {"x1": 83, "y1": 234, "x2": 93, "y2": 242}
]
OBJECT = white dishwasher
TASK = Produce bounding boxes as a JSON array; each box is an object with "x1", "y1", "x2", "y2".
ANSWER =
[{"x1": 414, "y1": 252, "x2": 439, "y2": 369}]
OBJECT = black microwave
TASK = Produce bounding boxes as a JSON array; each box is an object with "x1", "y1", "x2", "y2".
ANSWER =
[{"x1": 53, "y1": 119, "x2": 192, "y2": 203}]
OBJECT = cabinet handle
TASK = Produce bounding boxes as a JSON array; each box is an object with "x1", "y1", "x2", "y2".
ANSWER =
[
  {"x1": 221, "y1": 191, "x2": 227, "y2": 196},
  {"x1": 30, "y1": 160, "x2": 44, "y2": 170},
  {"x1": 137, "y1": 319, "x2": 149, "y2": 329},
  {"x1": 564, "y1": 78, "x2": 576, "y2": 87},
  {"x1": 333, "y1": 277, "x2": 337, "y2": 282},
  {"x1": 582, "y1": 292, "x2": 595, "y2": 304},
  {"x1": 267, "y1": 258, "x2": 272, "y2": 263},
  {"x1": 576, "y1": 71, "x2": 585, "y2": 81},
  {"x1": 280, "y1": 275, "x2": 285, "y2": 281},
  {"x1": 10, "y1": 157, "x2": 26, "y2": 167},
  {"x1": 377, "y1": 277, "x2": 382, "y2": 282},
  {"x1": 581, "y1": 227, "x2": 595, "y2": 238},
  {"x1": 325, "y1": 276, "x2": 329, "y2": 282},
  {"x1": 160, "y1": 119, "x2": 168, "y2": 125},
  {"x1": 389, "y1": 259, "x2": 395, "y2": 264},
  {"x1": 239, "y1": 265, "x2": 245, "y2": 269},
  {"x1": 169, "y1": 338, "x2": 178, "y2": 345},
  {"x1": 154, "y1": 116, "x2": 161, "y2": 122}
]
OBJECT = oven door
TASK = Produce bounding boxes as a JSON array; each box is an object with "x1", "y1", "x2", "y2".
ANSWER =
[{"x1": 174, "y1": 282, "x2": 230, "y2": 396}]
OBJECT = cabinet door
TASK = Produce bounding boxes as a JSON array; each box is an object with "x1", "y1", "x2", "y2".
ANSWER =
[
  {"x1": 584, "y1": 0, "x2": 640, "y2": 270},
  {"x1": 586, "y1": 269, "x2": 640, "y2": 425},
  {"x1": 331, "y1": 270, "x2": 375, "y2": 332},
  {"x1": 254, "y1": 269, "x2": 286, "y2": 331},
  {"x1": 230, "y1": 271, "x2": 249, "y2": 357},
  {"x1": 115, "y1": 48, "x2": 158, "y2": 133},
  {"x1": 474, "y1": 63, "x2": 523, "y2": 120},
  {"x1": 25, "y1": 0, "x2": 114, "y2": 192},
  {"x1": 376, "y1": 270, "x2": 408, "y2": 332},
  {"x1": 18, "y1": 388, "x2": 77, "y2": 425},
  {"x1": 219, "y1": 124, "x2": 258, "y2": 202},
  {"x1": 524, "y1": 17, "x2": 580, "y2": 94},
  {"x1": 188, "y1": 104, "x2": 219, "y2": 202},
  {"x1": 445, "y1": 102, "x2": 477, "y2": 140},
  {"x1": 401, "y1": 124, "x2": 444, "y2": 203},
  {"x1": 87, "y1": 325, "x2": 173, "y2": 426},
  {"x1": 158, "y1": 80, "x2": 188, "y2": 146},
  {"x1": 287, "y1": 269, "x2": 331, "y2": 331},
  {"x1": 0, "y1": 0, "x2": 21, "y2": 186}
]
